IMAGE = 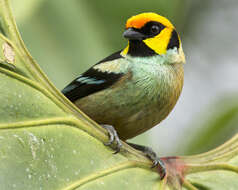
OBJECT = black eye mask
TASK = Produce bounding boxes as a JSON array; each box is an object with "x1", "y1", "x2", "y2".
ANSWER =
[{"x1": 139, "y1": 21, "x2": 165, "y2": 38}]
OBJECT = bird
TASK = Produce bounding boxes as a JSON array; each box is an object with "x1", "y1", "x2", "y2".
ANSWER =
[{"x1": 62, "y1": 12, "x2": 185, "y2": 178}]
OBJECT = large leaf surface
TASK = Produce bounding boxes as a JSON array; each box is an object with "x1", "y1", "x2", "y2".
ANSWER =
[{"x1": 0, "y1": 1, "x2": 237, "y2": 189}]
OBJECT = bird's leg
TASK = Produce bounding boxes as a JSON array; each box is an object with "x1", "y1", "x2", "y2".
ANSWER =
[
  {"x1": 101, "y1": 124, "x2": 122, "y2": 154},
  {"x1": 127, "y1": 142, "x2": 166, "y2": 179}
]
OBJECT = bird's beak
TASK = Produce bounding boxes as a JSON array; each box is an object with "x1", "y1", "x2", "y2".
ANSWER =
[{"x1": 123, "y1": 28, "x2": 145, "y2": 40}]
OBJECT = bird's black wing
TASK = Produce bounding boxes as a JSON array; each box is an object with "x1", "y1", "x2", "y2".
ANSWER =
[{"x1": 62, "y1": 50, "x2": 124, "y2": 102}]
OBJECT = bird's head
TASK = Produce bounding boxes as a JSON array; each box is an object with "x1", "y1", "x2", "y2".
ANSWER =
[{"x1": 122, "y1": 12, "x2": 184, "y2": 59}]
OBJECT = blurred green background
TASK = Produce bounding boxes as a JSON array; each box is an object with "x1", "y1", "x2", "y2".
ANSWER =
[{"x1": 11, "y1": 0, "x2": 238, "y2": 156}]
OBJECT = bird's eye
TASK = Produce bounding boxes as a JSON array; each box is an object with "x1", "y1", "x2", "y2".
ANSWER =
[{"x1": 150, "y1": 25, "x2": 160, "y2": 34}]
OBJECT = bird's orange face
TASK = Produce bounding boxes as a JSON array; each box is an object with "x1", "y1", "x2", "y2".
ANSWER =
[{"x1": 122, "y1": 13, "x2": 181, "y2": 56}]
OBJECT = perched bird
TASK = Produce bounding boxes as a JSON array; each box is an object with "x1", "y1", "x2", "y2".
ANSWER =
[{"x1": 62, "y1": 12, "x2": 185, "y2": 178}]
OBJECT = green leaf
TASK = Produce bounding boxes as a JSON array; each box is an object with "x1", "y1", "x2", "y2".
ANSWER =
[
  {"x1": 0, "y1": 0, "x2": 238, "y2": 189},
  {"x1": 183, "y1": 134, "x2": 238, "y2": 190}
]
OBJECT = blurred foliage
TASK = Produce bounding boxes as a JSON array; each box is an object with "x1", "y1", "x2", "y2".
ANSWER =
[
  {"x1": 180, "y1": 96, "x2": 238, "y2": 155},
  {"x1": 11, "y1": 0, "x2": 44, "y2": 21}
]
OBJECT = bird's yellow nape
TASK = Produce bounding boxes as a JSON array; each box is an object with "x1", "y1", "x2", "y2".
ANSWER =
[{"x1": 126, "y1": 12, "x2": 174, "y2": 29}]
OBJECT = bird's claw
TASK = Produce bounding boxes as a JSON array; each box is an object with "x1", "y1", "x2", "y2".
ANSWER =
[
  {"x1": 127, "y1": 143, "x2": 166, "y2": 179},
  {"x1": 101, "y1": 124, "x2": 122, "y2": 153},
  {"x1": 145, "y1": 148, "x2": 166, "y2": 179},
  {"x1": 151, "y1": 157, "x2": 166, "y2": 179},
  {"x1": 152, "y1": 159, "x2": 159, "y2": 168}
]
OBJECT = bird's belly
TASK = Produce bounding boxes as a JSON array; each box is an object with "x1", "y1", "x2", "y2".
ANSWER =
[
  {"x1": 76, "y1": 64, "x2": 184, "y2": 140},
  {"x1": 113, "y1": 91, "x2": 180, "y2": 140},
  {"x1": 76, "y1": 82, "x2": 181, "y2": 140}
]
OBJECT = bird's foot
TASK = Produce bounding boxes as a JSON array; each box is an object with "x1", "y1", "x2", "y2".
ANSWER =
[
  {"x1": 101, "y1": 124, "x2": 122, "y2": 154},
  {"x1": 127, "y1": 143, "x2": 166, "y2": 179}
]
